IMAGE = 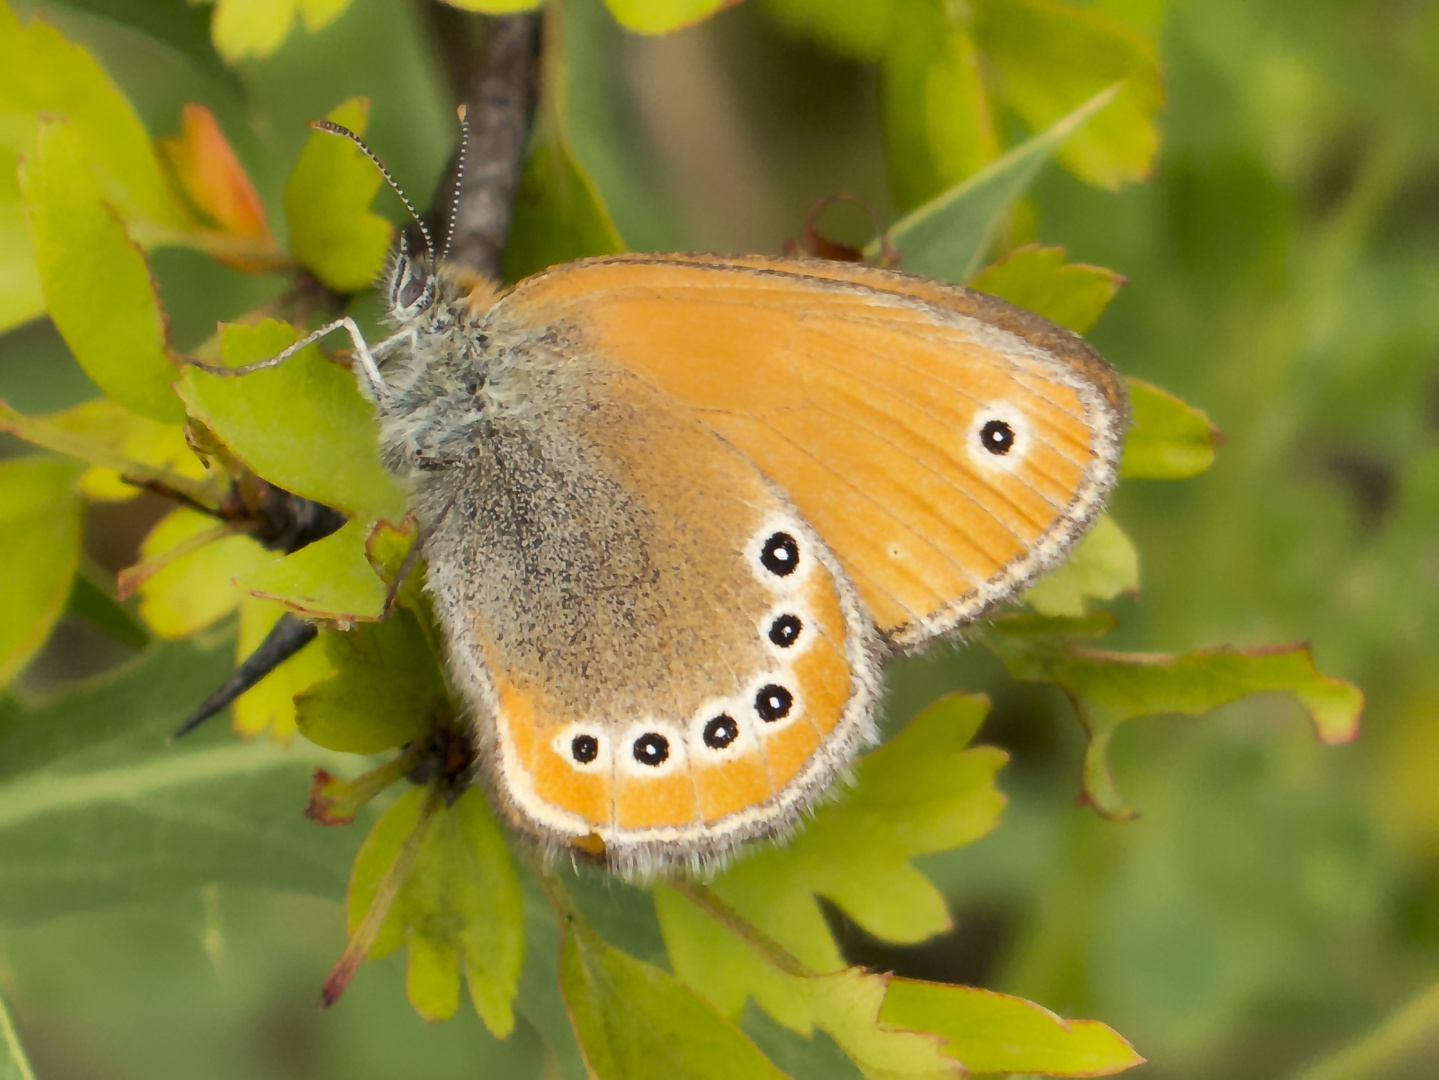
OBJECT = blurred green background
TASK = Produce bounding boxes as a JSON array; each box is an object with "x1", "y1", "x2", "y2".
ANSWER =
[{"x1": 2, "y1": 0, "x2": 1438, "y2": 1077}]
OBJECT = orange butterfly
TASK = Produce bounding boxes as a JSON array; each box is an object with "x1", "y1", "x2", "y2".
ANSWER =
[{"x1": 207, "y1": 121, "x2": 1126, "y2": 877}]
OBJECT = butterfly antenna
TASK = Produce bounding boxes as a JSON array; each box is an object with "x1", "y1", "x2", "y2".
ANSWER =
[
  {"x1": 438, "y1": 104, "x2": 469, "y2": 270},
  {"x1": 309, "y1": 119, "x2": 436, "y2": 268}
]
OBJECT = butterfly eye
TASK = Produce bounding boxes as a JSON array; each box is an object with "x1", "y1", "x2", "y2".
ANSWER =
[
  {"x1": 979, "y1": 419, "x2": 1016, "y2": 456},
  {"x1": 570, "y1": 733, "x2": 599, "y2": 764},
  {"x1": 387, "y1": 248, "x2": 434, "y2": 318},
  {"x1": 768, "y1": 614, "x2": 803, "y2": 648},
  {"x1": 633, "y1": 732, "x2": 670, "y2": 766},
  {"x1": 754, "y1": 684, "x2": 794, "y2": 723},
  {"x1": 760, "y1": 532, "x2": 800, "y2": 577},
  {"x1": 702, "y1": 714, "x2": 739, "y2": 750}
]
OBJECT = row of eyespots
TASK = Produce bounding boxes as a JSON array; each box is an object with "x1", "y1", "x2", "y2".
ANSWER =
[
  {"x1": 567, "y1": 682, "x2": 798, "y2": 769},
  {"x1": 564, "y1": 531, "x2": 808, "y2": 769}
]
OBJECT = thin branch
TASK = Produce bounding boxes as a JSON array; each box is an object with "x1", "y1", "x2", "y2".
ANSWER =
[{"x1": 440, "y1": 12, "x2": 542, "y2": 280}]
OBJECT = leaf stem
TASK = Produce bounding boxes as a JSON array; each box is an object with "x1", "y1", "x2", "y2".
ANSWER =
[
  {"x1": 668, "y1": 879, "x2": 816, "y2": 979},
  {"x1": 1287, "y1": 977, "x2": 1439, "y2": 1080}
]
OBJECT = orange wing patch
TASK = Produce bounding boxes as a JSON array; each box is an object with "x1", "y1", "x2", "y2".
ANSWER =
[{"x1": 499, "y1": 255, "x2": 1126, "y2": 645}]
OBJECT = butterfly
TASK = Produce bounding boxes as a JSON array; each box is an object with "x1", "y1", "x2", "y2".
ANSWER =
[{"x1": 210, "y1": 119, "x2": 1127, "y2": 877}]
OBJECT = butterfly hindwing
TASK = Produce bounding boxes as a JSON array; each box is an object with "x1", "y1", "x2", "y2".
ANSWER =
[{"x1": 416, "y1": 328, "x2": 879, "y2": 873}]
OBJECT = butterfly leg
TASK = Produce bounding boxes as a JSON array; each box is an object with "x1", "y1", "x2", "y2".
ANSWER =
[{"x1": 186, "y1": 317, "x2": 389, "y2": 402}]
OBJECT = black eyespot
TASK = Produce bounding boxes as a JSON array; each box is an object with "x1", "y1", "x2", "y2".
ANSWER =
[
  {"x1": 768, "y1": 614, "x2": 803, "y2": 648},
  {"x1": 980, "y1": 419, "x2": 1016, "y2": 456},
  {"x1": 703, "y1": 714, "x2": 739, "y2": 750},
  {"x1": 755, "y1": 684, "x2": 794, "y2": 723},
  {"x1": 760, "y1": 532, "x2": 800, "y2": 577},
  {"x1": 633, "y1": 732, "x2": 670, "y2": 767},
  {"x1": 571, "y1": 734, "x2": 599, "y2": 764}
]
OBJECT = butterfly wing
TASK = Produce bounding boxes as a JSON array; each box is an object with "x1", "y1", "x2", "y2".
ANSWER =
[
  {"x1": 492, "y1": 254, "x2": 1127, "y2": 647},
  {"x1": 415, "y1": 327, "x2": 880, "y2": 874}
]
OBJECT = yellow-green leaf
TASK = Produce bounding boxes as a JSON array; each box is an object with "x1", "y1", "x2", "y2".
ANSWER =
[
  {"x1": 1022, "y1": 515, "x2": 1139, "y2": 617},
  {"x1": 349, "y1": 787, "x2": 523, "y2": 1033},
  {"x1": 240, "y1": 519, "x2": 388, "y2": 621},
  {"x1": 132, "y1": 507, "x2": 274, "y2": 639},
  {"x1": 671, "y1": 695, "x2": 1005, "y2": 980},
  {"x1": 985, "y1": 630, "x2": 1365, "y2": 819},
  {"x1": 0, "y1": 2, "x2": 188, "y2": 229},
  {"x1": 283, "y1": 98, "x2": 392, "y2": 293},
  {"x1": 232, "y1": 596, "x2": 334, "y2": 742},
  {"x1": 654, "y1": 889, "x2": 956, "y2": 1080},
  {"x1": 0, "y1": 161, "x2": 42, "y2": 333},
  {"x1": 969, "y1": 244, "x2": 1125, "y2": 334},
  {"x1": 880, "y1": 979, "x2": 1144, "y2": 1075},
  {"x1": 560, "y1": 901, "x2": 788, "y2": 1080},
  {"x1": 18, "y1": 120, "x2": 184, "y2": 424},
  {"x1": 0, "y1": 457, "x2": 83, "y2": 689},
  {"x1": 177, "y1": 319, "x2": 405, "y2": 520},
  {"x1": 0, "y1": 397, "x2": 215, "y2": 506},
  {"x1": 439, "y1": 0, "x2": 542, "y2": 12},
  {"x1": 601, "y1": 0, "x2": 737, "y2": 35},
  {"x1": 760, "y1": 0, "x2": 897, "y2": 61},
  {"x1": 971, "y1": 0, "x2": 1163, "y2": 190},
  {"x1": 1120, "y1": 377, "x2": 1223, "y2": 480},
  {"x1": 295, "y1": 608, "x2": 448, "y2": 753},
  {"x1": 209, "y1": 0, "x2": 353, "y2": 61}
]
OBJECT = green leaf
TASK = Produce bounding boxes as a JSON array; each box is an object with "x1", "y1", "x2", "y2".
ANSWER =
[
  {"x1": 0, "y1": 2, "x2": 188, "y2": 229},
  {"x1": 18, "y1": 119, "x2": 184, "y2": 423},
  {"x1": 283, "y1": 97, "x2": 393, "y2": 293},
  {"x1": 880, "y1": 979, "x2": 1144, "y2": 1076},
  {"x1": 880, "y1": 5, "x2": 998, "y2": 212},
  {"x1": 177, "y1": 319, "x2": 405, "y2": 520},
  {"x1": 971, "y1": 0, "x2": 1163, "y2": 190},
  {"x1": 131, "y1": 507, "x2": 274, "y2": 639},
  {"x1": 1120, "y1": 377, "x2": 1223, "y2": 480},
  {"x1": 65, "y1": 572, "x2": 150, "y2": 652},
  {"x1": 601, "y1": 0, "x2": 737, "y2": 35},
  {"x1": 759, "y1": 0, "x2": 896, "y2": 61},
  {"x1": 654, "y1": 890, "x2": 956, "y2": 1080},
  {"x1": 696, "y1": 694, "x2": 1004, "y2": 974},
  {"x1": 0, "y1": 639, "x2": 362, "y2": 924},
  {"x1": 239, "y1": 519, "x2": 388, "y2": 621},
  {"x1": 0, "y1": 989, "x2": 37, "y2": 1080},
  {"x1": 517, "y1": 870, "x2": 590, "y2": 1080},
  {"x1": 349, "y1": 787, "x2": 524, "y2": 1033},
  {"x1": 503, "y1": 9, "x2": 626, "y2": 283},
  {"x1": 558, "y1": 898, "x2": 788, "y2": 1080},
  {"x1": 231, "y1": 596, "x2": 333, "y2": 741},
  {"x1": 210, "y1": 0, "x2": 356, "y2": 61},
  {"x1": 295, "y1": 608, "x2": 448, "y2": 753},
  {"x1": 984, "y1": 631, "x2": 1365, "y2": 819},
  {"x1": 0, "y1": 457, "x2": 83, "y2": 689},
  {"x1": 44, "y1": 0, "x2": 235, "y2": 85},
  {"x1": 872, "y1": 86, "x2": 1119, "y2": 283},
  {"x1": 968, "y1": 244, "x2": 1125, "y2": 334},
  {"x1": 1022, "y1": 515, "x2": 1139, "y2": 617}
]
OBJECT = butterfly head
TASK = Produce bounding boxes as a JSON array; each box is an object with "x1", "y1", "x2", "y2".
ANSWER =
[{"x1": 385, "y1": 231, "x2": 438, "y2": 324}]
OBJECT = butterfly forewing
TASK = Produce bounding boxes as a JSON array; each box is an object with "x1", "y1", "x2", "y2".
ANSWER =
[{"x1": 497, "y1": 254, "x2": 1127, "y2": 646}]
